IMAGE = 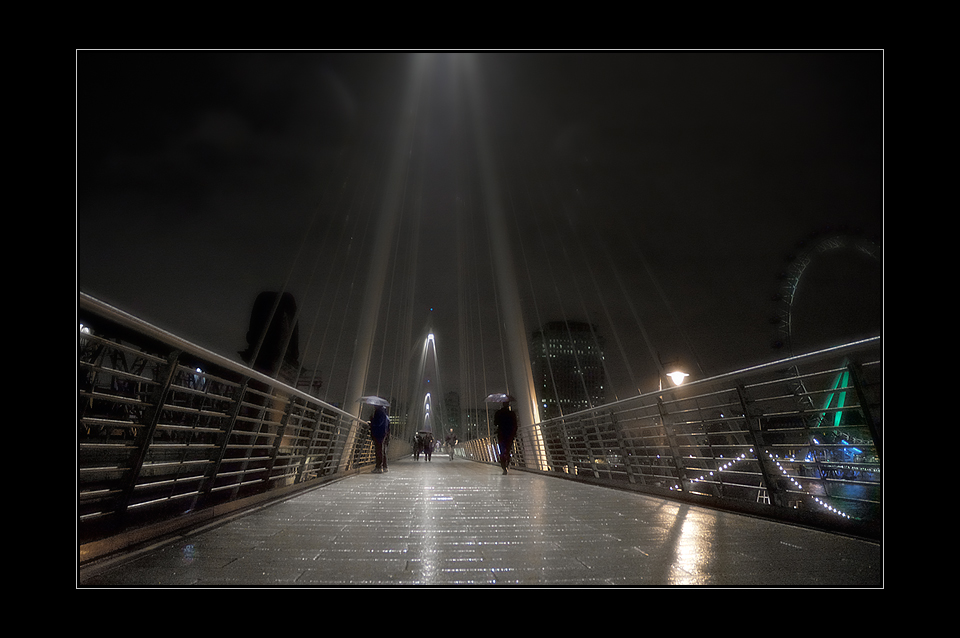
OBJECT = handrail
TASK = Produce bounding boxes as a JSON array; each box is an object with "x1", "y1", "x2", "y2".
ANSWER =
[
  {"x1": 79, "y1": 292, "x2": 360, "y2": 422},
  {"x1": 78, "y1": 292, "x2": 375, "y2": 561},
  {"x1": 460, "y1": 336, "x2": 882, "y2": 540},
  {"x1": 550, "y1": 336, "x2": 880, "y2": 422}
]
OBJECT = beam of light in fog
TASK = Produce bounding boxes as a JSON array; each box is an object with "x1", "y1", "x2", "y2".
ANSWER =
[
  {"x1": 339, "y1": 54, "x2": 430, "y2": 471},
  {"x1": 458, "y1": 53, "x2": 546, "y2": 470}
]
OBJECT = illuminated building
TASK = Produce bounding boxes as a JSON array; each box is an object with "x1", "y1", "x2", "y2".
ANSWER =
[{"x1": 530, "y1": 321, "x2": 605, "y2": 420}]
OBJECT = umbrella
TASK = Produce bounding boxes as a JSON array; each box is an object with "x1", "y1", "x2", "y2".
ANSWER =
[
  {"x1": 357, "y1": 396, "x2": 390, "y2": 408},
  {"x1": 484, "y1": 393, "x2": 515, "y2": 403}
]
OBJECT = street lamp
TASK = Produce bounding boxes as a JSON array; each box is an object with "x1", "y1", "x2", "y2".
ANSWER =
[{"x1": 666, "y1": 370, "x2": 689, "y2": 386}]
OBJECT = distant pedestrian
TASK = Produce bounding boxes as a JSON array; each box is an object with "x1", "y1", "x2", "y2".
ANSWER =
[
  {"x1": 369, "y1": 404, "x2": 390, "y2": 473},
  {"x1": 414, "y1": 432, "x2": 424, "y2": 461},
  {"x1": 423, "y1": 432, "x2": 434, "y2": 461},
  {"x1": 445, "y1": 428, "x2": 458, "y2": 460},
  {"x1": 495, "y1": 401, "x2": 518, "y2": 474}
]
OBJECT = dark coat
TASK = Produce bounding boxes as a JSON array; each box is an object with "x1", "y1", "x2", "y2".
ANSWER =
[
  {"x1": 370, "y1": 406, "x2": 390, "y2": 440},
  {"x1": 495, "y1": 406, "x2": 518, "y2": 441}
]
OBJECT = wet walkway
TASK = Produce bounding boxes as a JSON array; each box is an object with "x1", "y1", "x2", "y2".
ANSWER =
[{"x1": 78, "y1": 457, "x2": 882, "y2": 587}]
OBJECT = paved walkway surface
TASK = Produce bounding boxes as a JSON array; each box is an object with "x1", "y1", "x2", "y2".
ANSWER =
[{"x1": 78, "y1": 457, "x2": 882, "y2": 587}]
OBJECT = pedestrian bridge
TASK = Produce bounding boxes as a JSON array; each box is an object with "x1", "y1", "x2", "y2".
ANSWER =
[
  {"x1": 77, "y1": 293, "x2": 883, "y2": 587},
  {"x1": 78, "y1": 456, "x2": 880, "y2": 586}
]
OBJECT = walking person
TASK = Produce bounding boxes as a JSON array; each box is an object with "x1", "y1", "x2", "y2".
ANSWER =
[
  {"x1": 445, "y1": 429, "x2": 458, "y2": 460},
  {"x1": 414, "y1": 432, "x2": 424, "y2": 461},
  {"x1": 495, "y1": 400, "x2": 518, "y2": 474},
  {"x1": 369, "y1": 404, "x2": 390, "y2": 473},
  {"x1": 423, "y1": 432, "x2": 434, "y2": 461}
]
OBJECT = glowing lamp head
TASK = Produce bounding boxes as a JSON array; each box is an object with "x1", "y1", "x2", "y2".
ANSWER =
[{"x1": 667, "y1": 371, "x2": 689, "y2": 386}]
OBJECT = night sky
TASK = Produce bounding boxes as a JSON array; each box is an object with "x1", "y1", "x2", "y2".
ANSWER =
[{"x1": 76, "y1": 50, "x2": 883, "y2": 412}]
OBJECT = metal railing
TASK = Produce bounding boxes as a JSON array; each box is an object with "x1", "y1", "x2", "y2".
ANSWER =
[
  {"x1": 461, "y1": 337, "x2": 882, "y2": 540},
  {"x1": 79, "y1": 290, "x2": 881, "y2": 562},
  {"x1": 78, "y1": 293, "x2": 383, "y2": 560}
]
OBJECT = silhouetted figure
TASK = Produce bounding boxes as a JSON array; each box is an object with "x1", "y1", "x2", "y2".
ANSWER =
[
  {"x1": 239, "y1": 291, "x2": 300, "y2": 377},
  {"x1": 495, "y1": 402, "x2": 518, "y2": 474},
  {"x1": 445, "y1": 428, "x2": 458, "y2": 460},
  {"x1": 414, "y1": 432, "x2": 434, "y2": 461},
  {"x1": 369, "y1": 405, "x2": 390, "y2": 473},
  {"x1": 423, "y1": 432, "x2": 434, "y2": 462},
  {"x1": 414, "y1": 433, "x2": 424, "y2": 461}
]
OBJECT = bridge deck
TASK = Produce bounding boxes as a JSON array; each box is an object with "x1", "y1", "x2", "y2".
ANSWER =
[{"x1": 78, "y1": 457, "x2": 882, "y2": 587}]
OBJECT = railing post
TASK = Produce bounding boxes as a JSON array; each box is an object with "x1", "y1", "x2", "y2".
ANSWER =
[
  {"x1": 262, "y1": 395, "x2": 297, "y2": 486},
  {"x1": 736, "y1": 382, "x2": 786, "y2": 508},
  {"x1": 193, "y1": 377, "x2": 249, "y2": 510},
  {"x1": 337, "y1": 420, "x2": 362, "y2": 474},
  {"x1": 557, "y1": 419, "x2": 574, "y2": 475},
  {"x1": 610, "y1": 409, "x2": 637, "y2": 484},
  {"x1": 657, "y1": 397, "x2": 688, "y2": 491},
  {"x1": 295, "y1": 406, "x2": 324, "y2": 483},
  {"x1": 579, "y1": 416, "x2": 599, "y2": 478},
  {"x1": 847, "y1": 362, "x2": 881, "y2": 460},
  {"x1": 228, "y1": 382, "x2": 280, "y2": 499},
  {"x1": 117, "y1": 349, "x2": 181, "y2": 515}
]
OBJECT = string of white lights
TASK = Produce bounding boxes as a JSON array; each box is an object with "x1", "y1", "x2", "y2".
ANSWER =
[{"x1": 669, "y1": 448, "x2": 855, "y2": 520}]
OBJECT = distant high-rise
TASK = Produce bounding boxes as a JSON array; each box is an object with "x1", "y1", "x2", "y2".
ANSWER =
[
  {"x1": 462, "y1": 406, "x2": 492, "y2": 441},
  {"x1": 444, "y1": 390, "x2": 461, "y2": 437},
  {"x1": 530, "y1": 321, "x2": 605, "y2": 420}
]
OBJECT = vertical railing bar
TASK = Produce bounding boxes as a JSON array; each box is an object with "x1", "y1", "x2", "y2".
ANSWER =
[
  {"x1": 295, "y1": 403, "x2": 324, "y2": 483},
  {"x1": 657, "y1": 397, "x2": 687, "y2": 491},
  {"x1": 228, "y1": 384, "x2": 277, "y2": 499},
  {"x1": 263, "y1": 395, "x2": 296, "y2": 484},
  {"x1": 736, "y1": 381, "x2": 784, "y2": 508},
  {"x1": 117, "y1": 349, "x2": 181, "y2": 515},
  {"x1": 192, "y1": 378, "x2": 249, "y2": 511},
  {"x1": 847, "y1": 361, "x2": 881, "y2": 460},
  {"x1": 610, "y1": 409, "x2": 637, "y2": 484}
]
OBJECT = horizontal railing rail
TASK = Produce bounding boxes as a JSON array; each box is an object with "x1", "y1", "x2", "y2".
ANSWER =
[
  {"x1": 78, "y1": 293, "x2": 384, "y2": 561},
  {"x1": 460, "y1": 337, "x2": 882, "y2": 540}
]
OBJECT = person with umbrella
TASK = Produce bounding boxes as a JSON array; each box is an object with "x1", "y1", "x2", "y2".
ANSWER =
[
  {"x1": 359, "y1": 397, "x2": 391, "y2": 473},
  {"x1": 489, "y1": 394, "x2": 518, "y2": 475}
]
